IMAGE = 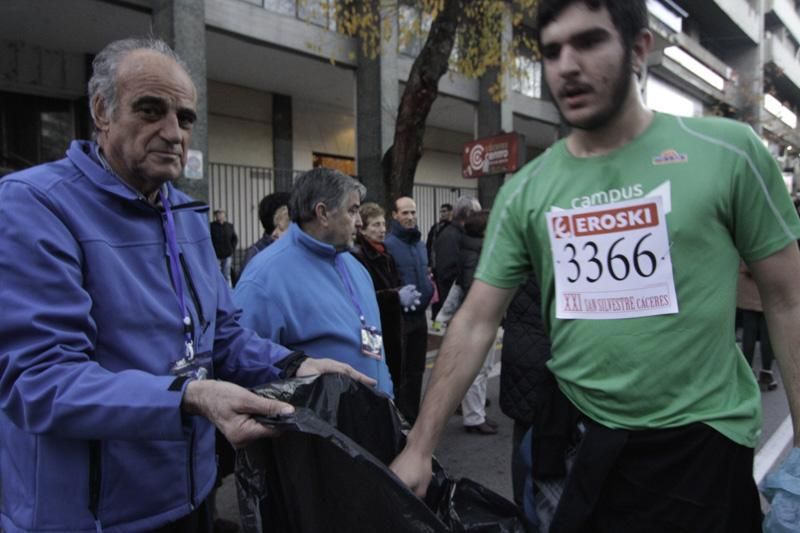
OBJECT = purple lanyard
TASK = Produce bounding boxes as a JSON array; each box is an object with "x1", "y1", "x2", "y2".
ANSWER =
[
  {"x1": 160, "y1": 186, "x2": 194, "y2": 357},
  {"x1": 334, "y1": 255, "x2": 366, "y2": 322}
]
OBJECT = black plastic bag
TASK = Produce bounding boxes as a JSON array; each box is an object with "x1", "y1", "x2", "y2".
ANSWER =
[{"x1": 236, "y1": 373, "x2": 525, "y2": 532}]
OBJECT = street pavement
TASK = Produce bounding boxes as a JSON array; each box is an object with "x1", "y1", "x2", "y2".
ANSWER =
[{"x1": 216, "y1": 331, "x2": 792, "y2": 527}]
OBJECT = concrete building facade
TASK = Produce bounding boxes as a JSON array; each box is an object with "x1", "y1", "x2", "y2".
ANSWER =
[{"x1": 1, "y1": 0, "x2": 799, "y2": 254}]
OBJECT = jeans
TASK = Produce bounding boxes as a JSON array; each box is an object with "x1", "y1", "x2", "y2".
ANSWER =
[{"x1": 219, "y1": 256, "x2": 232, "y2": 287}]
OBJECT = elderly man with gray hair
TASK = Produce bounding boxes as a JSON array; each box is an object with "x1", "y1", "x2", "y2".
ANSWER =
[
  {"x1": 0, "y1": 38, "x2": 374, "y2": 531},
  {"x1": 234, "y1": 168, "x2": 395, "y2": 397}
]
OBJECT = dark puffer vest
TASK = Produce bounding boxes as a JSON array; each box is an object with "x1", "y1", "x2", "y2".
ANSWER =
[{"x1": 499, "y1": 274, "x2": 552, "y2": 426}]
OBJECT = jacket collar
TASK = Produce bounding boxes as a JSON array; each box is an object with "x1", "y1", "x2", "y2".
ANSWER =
[
  {"x1": 67, "y1": 140, "x2": 206, "y2": 213},
  {"x1": 288, "y1": 222, "x2": 341, "y2": 258},
  {"x1": 68, "y1": 140, "x2": 148, "y2": 201},
  {"x1": 389, "y1": 219, "x2": 421, "y2": 243}
]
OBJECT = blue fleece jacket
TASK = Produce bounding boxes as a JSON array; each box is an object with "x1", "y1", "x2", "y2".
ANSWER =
[
  {"x1": 234, "y1": 223, "x2": 394, "y2": 396},
  {"x1": 0, "y1": 141, "x2": 291, "y2": 532},
  {"x1": 384, "y1": 220, "x2": 434, "y2": 315}
]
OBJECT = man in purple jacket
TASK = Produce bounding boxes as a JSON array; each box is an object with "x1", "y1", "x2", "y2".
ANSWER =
[{"x1": 0, "y1": 37, "x2": 371, "y2": 532}]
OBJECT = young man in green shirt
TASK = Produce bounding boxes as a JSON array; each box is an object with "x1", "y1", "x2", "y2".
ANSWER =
[{"x1": 391, "y1": 0, "x2": 800, "y2": 530}]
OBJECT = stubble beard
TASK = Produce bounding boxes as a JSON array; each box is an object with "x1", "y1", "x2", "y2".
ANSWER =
[{"x1": 555, "y1": 48, "x2": 634, "y2": 132}]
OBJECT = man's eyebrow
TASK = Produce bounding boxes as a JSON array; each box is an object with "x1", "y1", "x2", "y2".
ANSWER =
[
  {"x1": 131, "y1": 95, "x2": 166, "y2": 109},
  {"x1": 541, "y1": 27, "x2": 610, "y2": 48},
  {"x1": 571, "y1": 27, "x2": 611, "y2": 43}
]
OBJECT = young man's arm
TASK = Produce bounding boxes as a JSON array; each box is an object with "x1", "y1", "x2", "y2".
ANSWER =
[
  {"x1": 749, "y1": 242, "x2": 800, "y2": 446},
  {"x1": 390, "y1": 280, "x2": 516, "y2": 496}
]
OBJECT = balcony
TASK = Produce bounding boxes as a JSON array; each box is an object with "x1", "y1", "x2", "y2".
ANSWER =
[
  {"x1": 764, "y1": 32, "x2": 800, "y2": 97},
  {"x1": 711, "y1": 0, "x2": 761, "y2": 43},
  {"x1": 648, "y1": 31, "x2": 735, "y2": 107},
  {"x1": 678, "y1": 0, "x2": 760, "y2": 46},
  {"x1": 767, "y1": 0, "x2": 800, "y2": 44}
]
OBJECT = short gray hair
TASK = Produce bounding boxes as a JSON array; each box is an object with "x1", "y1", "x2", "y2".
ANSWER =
[
  {"x1": 453, "y1": 195, "x2": 481, "y2": 222},
  {"x1": 289, "y1": 168, "x2": 367, "y2": 224},
  {"x1": 88, "y1": 37, "x2": 187, "y2": 123}
]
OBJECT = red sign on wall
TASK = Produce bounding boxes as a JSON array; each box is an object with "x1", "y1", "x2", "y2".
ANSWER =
[{"x1": 462, "y1": 132, "x2": 522, "y2": 179}]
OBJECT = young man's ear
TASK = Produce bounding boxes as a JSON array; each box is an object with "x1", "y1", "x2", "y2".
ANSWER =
[{"x1": 631, "y1": 29, "x2": 654, "y2": 77}]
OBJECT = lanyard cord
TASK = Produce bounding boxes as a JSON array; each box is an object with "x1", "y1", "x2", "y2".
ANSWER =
[
  {"x1": 334, "y1": 255, "x2": 365, "y2": 321},
  {"x1": 160, "y1": 185, "x2": 193, "y2": 352}
]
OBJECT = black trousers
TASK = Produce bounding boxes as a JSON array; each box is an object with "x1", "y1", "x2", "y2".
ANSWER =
[
  {"x1": 511, "y1": 420, "x2": 531, "y2": 506},
  {"x1": 741, "y1": 309, "x2": 775, "y2": 370},
  {"x1": 552, "y1": 422, "x2": 762, "y2": 533},
  {"x1": 152, "y1": 499, "x2": 213, "y2": 533},
  {"x1": 394, "y1": 313, "x2": 428, "y2": 423}
]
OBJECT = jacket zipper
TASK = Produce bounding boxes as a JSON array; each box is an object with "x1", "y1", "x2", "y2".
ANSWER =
[
  {"x1": 186, "y1": 427, "x2": 196, "y2": 508},
  {"x1": 88, "y1": 440, "x2": 103, "y2": 531},
  {"x1": 179, "y1": 254, "x2": 208, "y2": 332}
]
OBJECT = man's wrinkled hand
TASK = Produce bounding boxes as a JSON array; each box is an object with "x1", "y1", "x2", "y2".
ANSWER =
[
  {"x1": 389, "y1": 447, "x2": 432, "y2": 499},
  {"x1": 182, "y1": 380, "x2": 294, "y2": 448},
  {"x1": 296, "y1": 357, "x2": 377, "y2": 387}
]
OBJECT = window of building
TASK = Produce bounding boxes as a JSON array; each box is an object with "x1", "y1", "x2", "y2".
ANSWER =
[
  {"x1": 398, "y1": 2, "x2": 432, "y2": 57},
  {"x1": 263, "y1": 0, "x2": 296, "y2": 17},
  {"x1": 312, "y1": 152, "x2": 356, "y2": 176},
  {"x1": 0, "y1": 92, "x2": 86, "y2": 176},
  {"x1": 511, "y1": 56, "x2": 542, "y2": 99},
  {"x1": 511, "y1": 25, "x2": 542, "y2": 99},
  {"x1": 298, "y1": 0, "x2": 337, "y2": 30}
]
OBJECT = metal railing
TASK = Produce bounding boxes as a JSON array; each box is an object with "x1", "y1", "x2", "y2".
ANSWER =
[
  {"x1": 209, "y1": 162, "x2": 275, "y2": 274},
  {"x1": 208, "y1": 161, "x2": 477, "y2": 274},
  {"x1": 412, "y1": 182, "x2": 478, "y2": 239}
]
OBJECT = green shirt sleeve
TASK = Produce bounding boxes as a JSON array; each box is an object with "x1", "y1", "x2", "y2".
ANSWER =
[{"x1": 729, "y1": 124, "x2": 800, "y2": 262}]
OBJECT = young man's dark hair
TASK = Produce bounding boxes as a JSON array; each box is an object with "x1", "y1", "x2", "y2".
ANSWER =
[
  {"x1": 441, "y1": 203, "x2": 453, "y2": 211},
  {"x1": 536, "y1": 0, "x2": 648, "y2": 50},
  {"x1": 258, "y1": 192, "x2": 291, "y2": 234}
]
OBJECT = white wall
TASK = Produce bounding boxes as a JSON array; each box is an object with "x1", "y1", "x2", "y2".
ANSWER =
[
  {"x1": 209, "y1": 87, "x2": 479, "y2": 190},
  {"x1": 207, "y1": 80, "x2": 273, "y2": 167},
  {"x1": 409, "y1": 126, "x2": 477, "y2": 187},
  {"x1": 293, "y1": 99, "x2": 355, "y2": 170},
  {"x1": 645, "y1": 75, "x2": 704, "y2": 117}
]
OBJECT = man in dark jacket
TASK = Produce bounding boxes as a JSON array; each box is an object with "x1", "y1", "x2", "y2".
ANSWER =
[
  {"x1": 427, "y1": 203, "x2": 452, "y2": 318},
  {"x1": 210, "y1": 209, "x2": 238, "y2": 287},
  {"x1": 239, "y1": 192, "x2": 290, "y2": 275},
  {"x1": 434, "y1": 196, "x2": 481, "y2": 314},
  {"x1": 385, "y1": 196, "x2": 434, "y2": 422}
]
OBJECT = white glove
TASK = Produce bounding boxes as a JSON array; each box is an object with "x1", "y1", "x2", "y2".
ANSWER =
[{"x1": 398, "y1": 284, "x2": 422, "y2": 312}]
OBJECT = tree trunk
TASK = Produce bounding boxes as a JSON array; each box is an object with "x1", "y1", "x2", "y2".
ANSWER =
[{"x1": 381, "y1": 0, "x2": 466, "y2": 209}]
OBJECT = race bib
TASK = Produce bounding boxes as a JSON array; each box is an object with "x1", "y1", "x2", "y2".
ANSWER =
[{"x1": 547, "y1": 197, "x2": 678, "y2": 320}]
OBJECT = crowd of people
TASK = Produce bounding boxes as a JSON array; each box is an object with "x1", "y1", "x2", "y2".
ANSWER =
[{"x1": 1, "y1": 0, "x2": 799, "y2": 531}]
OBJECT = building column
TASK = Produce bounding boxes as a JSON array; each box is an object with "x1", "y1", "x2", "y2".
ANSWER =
[
  {"x1": 273, "y1": 93, "x2": 294, "y2": 192},
  {"x1": 356, "y1": 0, "x2": 398, "y2": 206},
  {"x1": 153, "y1": 0, "x2": 209, "y2": 202},
  {"x1": 728, "y1": 43, "x2": 764, "y2": 132},
  {"x1": 476, "y1": 6, "x2": 514, "y2": 209}
]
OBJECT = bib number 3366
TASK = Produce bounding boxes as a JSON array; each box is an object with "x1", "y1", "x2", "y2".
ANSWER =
[{"x1": 546, "y1": 197, "x2": 679, "y2": 320}]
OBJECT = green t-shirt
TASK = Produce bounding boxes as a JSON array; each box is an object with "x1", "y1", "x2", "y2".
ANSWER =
[{"x1": 476, "y1": 112, "x2": 800, "y2": 447}]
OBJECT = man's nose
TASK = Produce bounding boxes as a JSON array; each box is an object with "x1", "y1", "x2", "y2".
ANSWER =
[
  {"x1": 159, "y1": 112, "x2": 183, "y2": 145},
  {"x1": 556, "y1": 46, "x2": 580, "y2": 77},
  {"x1": 355, "y1": 213, "x2": 363, "y2": 229}
]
